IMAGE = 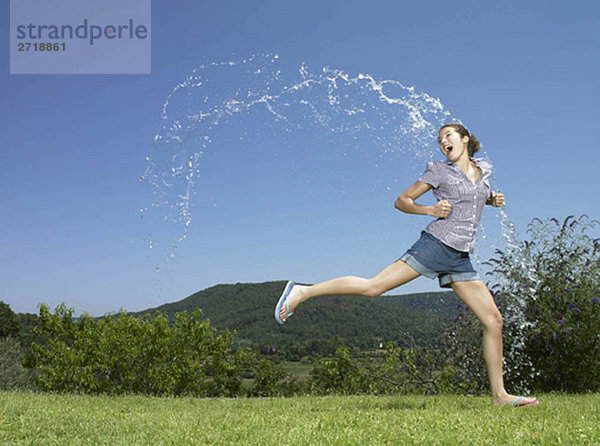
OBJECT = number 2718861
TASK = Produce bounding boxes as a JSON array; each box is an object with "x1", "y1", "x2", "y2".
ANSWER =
[{"x1": 18, "y1": 42, "x2": 66, "y2": 51}]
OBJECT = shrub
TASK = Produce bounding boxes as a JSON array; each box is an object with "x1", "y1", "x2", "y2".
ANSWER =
[
  {"x1": 309, "y1": 346, "x2": 367, "y2": 395},
  {"x1": 445, "y1": 313, "x2": 487, "y2": 394},
  {"x1": 448, "y1": 215, "x2": 600, "y2": 393},
  {"x1": 247, "y1": 358, "x2": 300, "y2": 397},
  {"x1": 25, "y1": 304, "x2": 252, "y2": 396},
  {"x1": 308, "y1": 344, "x2": 443, "y2": 395},
  {"x1": 0, "y1": 337, "x2": 36, "y2": 391}
]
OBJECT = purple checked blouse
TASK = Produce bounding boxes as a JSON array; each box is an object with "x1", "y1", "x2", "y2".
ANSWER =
[{"x1": 418, "y1": 157, "x2": 492, "y2": 253}]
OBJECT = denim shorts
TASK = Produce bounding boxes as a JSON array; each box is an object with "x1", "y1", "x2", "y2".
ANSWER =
[{"x1": 398, "y1": 231, "x2": 479, "y2": 288}]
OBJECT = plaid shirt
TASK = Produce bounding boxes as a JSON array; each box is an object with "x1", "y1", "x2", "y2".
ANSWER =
[{"x1": 419, "y1": 158, "x2": 492, "y2": 253}]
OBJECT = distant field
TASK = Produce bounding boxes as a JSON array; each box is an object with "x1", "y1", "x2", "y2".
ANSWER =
[
  {"x1": 1, "y1": 392, "x2": 599, "y2": 445},
  {"x1": 284, "y1": 361, "x2": 314, "y2": 379}
]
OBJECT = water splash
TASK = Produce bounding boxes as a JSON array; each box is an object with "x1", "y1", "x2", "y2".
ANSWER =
[
  {"x1": 141, "y1": 54, "x2": 532, "y2": 372},
  {"x1": 141, "y1": 54, "x2": 457, "y2": 244},
  {"x1": 477, "y1": 163, "x2": 539, "y2": 389}
]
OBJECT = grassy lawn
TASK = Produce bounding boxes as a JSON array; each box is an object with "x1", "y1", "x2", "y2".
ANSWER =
[{"x1": 1, "y1": 392, "x2": 599, "y2": 445}]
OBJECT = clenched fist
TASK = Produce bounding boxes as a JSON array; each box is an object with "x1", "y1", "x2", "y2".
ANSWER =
[
  {"x1": 489, "y1": 191, "x2": 505, "y2": 207},
  {"x1": 432, "y1": 200, "x2": 452, "y2": 218}
]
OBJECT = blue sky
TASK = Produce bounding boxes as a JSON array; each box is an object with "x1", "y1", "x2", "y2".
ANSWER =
[{"x1": 2, "y1": 0, "x2": 599, "y2": 315}]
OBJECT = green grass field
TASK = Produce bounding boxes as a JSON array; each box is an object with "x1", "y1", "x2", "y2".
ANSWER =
[
  {"x1": 284, "y1": 361, "x2": 315, "y2": 380},
  {"x1": 1, "y1": 392, "x2": 599, "y2": 445}
]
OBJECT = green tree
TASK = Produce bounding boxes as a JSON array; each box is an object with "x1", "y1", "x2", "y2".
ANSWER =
[{"x1": 0, "y1": 301, "x2": 22, "y2": 339}]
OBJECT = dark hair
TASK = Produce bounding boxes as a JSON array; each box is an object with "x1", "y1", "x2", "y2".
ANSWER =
[{"x1": 440, "y1": 124, "x2": 481, "y2": 157}]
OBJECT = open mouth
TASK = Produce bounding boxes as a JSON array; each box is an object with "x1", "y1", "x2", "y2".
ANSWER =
[{"x1": 444, "y1": 145, "x2": 453, "y2": 155}]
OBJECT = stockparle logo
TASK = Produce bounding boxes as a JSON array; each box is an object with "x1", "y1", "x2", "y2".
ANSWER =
[{"x1": 10, "y1": 0, "x2": 151, "y2": 74}]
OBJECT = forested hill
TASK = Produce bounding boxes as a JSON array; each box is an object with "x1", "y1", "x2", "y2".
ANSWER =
[{"x1": 133, "y1": 281, "x2": 465, "y2": 358}]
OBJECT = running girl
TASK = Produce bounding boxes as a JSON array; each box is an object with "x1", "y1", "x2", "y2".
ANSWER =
[{"x1": 274, "y1": 123, "x2": 539, "y2": 407}]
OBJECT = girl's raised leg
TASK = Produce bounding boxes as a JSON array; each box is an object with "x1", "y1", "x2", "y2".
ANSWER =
[{"x1": 279, "y1": 260, "x2": 420, "y2": 322}]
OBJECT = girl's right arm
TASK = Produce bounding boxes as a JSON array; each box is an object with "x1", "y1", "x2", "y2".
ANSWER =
[{"x1": 395, "y1": 181, "x2": 451, "y2": 218}]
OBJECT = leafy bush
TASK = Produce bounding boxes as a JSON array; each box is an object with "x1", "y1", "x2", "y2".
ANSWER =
[
  {"x1": 308, "y1": 344, "x2": 443, "y2": 395},
  {"x1": 444, "y1": 313, "x2": 487, "y2": 394},
  {"x1": 25, "y1": 304, "x2": 252, "y2": 396},
  {"x1": 448, "y1": 215, "x2": 600, "y2": 393},
  {"x1": 247, "y1": 358, "x2": 301, "y2": 397},
  {"x1": 309, "y1": 346, "x2": 368, "y2": 395},
  {"x1": 0, "y1": 336, "x2": 36, "y2": 391}
]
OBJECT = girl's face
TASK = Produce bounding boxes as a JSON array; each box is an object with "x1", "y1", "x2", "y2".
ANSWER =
[{"x1": 438, "y1": 127, "x2": 469, "y2": 162}]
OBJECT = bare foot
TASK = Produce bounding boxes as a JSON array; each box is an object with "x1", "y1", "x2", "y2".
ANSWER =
[
  {"x1": 493, "y1": 393, "x2": 539, "y2": 407},
  {"x1": 279, "y1": 284, "x2": 305, "y2": 322}
]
